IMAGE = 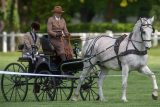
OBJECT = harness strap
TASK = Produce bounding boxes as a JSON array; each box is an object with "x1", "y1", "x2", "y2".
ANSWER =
[
  {"x1": 120, "y1": 49, "x2": 147, "y2": 56},
  {"x1": 114, "y1": 35, "x2": 127, "y2": 70},
  {"x1": 85, "y1": 35, "x2": 116, "y2": 57},
  {"x1": 100, "y1": 49, "x2": 147, "y2": 65},
  {"x1": 83, "y1": 32, "x2": 148, "y2": 70},
  {"x1": 126, "y1": 33, "x2": 132, "y2": 51}
]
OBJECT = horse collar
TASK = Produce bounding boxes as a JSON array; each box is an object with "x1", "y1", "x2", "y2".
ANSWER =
[{"x1": 114, "y1": 34, "x2": 147, "y2": 70}]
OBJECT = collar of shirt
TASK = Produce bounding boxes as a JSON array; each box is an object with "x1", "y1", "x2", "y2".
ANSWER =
[{"x1": 55, "y1": 16, "x2": 60, "y2": 21}]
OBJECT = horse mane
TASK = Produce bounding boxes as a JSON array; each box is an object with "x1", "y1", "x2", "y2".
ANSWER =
[{"x1": 133, "y1": 19, "x2": 142, "y2": 32}]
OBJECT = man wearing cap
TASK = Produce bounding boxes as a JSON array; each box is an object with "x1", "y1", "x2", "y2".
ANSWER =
[{"x1": 47, "y1": 5, "x2": 73, "y2": 61}]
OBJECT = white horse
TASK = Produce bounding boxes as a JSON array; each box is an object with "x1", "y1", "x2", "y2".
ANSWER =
[{"x1": 72, "y1": 17, "x2": 158, "y2": 102}]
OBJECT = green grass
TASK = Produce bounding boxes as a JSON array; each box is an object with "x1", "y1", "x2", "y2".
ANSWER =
[{"x1": 0, "y1": 48, "x2": 160, "y2": 107}]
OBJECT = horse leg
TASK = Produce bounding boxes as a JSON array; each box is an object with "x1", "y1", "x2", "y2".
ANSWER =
[
  {"x1": 121, "y1": 64, "x2": 129, "y2": 102},
  {"x1": 97, "y1": 67, "x2": 107, "y2": 101},
  {"x1": 139, "y1": 65, "x2": 158, "y2": 100},
  {"x1": 72, "y1": 65, "x2": 91, "y2": 101}
]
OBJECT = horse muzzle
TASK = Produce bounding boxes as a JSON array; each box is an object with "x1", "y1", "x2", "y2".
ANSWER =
[{"x1": 146, "y1": 47, "x2": 150, "y2": 50}]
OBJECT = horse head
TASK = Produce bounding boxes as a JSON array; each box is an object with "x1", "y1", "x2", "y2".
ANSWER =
[{"x1": 138, "y1": 17, "x2": 154, "y2": 49}]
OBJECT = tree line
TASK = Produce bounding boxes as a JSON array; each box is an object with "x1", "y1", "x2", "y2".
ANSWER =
[{"x1": 0, "y1": 0, "x2": 160, "y2": 33}]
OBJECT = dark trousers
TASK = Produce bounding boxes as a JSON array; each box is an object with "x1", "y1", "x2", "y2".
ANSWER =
[{"x1": 59, "y1": 54, "x2": 66, "y2": 61}]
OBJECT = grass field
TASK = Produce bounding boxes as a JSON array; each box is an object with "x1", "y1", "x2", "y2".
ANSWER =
[{"x1": 0, "y1": 48, "x2": 160, "y2": 107}]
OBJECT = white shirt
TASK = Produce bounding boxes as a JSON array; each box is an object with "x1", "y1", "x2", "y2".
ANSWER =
[
  {"x1": 55, "y1": 16, "x2": 65, "y2": 36},
  {"x1": 55, "y1": 16, "x2": 60, "y2": 21}
]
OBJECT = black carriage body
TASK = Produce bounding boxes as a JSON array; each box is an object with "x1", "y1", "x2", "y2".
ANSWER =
[
  {"x1": 1, "y1": 34, "x2": 98, "y2": 102},
  {"x1": 35, "y1": 56, "x2": 60, "y2": 74},
  {"x1": 35, "y1": 56, "x2": 83, "y2": 75},
  {"x1": 40, "y1": 35, "x2": 84, "y2": 74}
]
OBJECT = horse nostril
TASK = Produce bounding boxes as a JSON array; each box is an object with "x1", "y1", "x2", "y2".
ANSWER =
[
  {"x1": 146, "y1": 47, "x2": 150, "y2": 50},
  {"x1": 142, "y1": 31, "x2": 146, "y2": 34}
]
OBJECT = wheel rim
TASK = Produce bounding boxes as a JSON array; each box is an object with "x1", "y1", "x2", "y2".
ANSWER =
[
  {"x1": 80, "y1": 66, "x2": 100, "y2": 101},
  {"x1": 80, "y1": 75, "x2": 99, "y2": 101},
  {"x1": 1, "y1": 63, "x2": 28, "y2": 101},
  {"x1": 34, "y1": 70, "x2": 56, "y2": 101},
  {"x1": 54, "y1": 77, "x2": 73, "y2": 101}
]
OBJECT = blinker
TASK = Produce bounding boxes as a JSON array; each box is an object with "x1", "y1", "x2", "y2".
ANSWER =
[{"x1": 152, "y1": 27, "x2": 155, "y2": 33}]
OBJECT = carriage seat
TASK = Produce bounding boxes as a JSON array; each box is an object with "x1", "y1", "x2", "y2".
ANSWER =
[
  {"x1": 40, "y1": 35, "x2": 56, "y2": 56},
  {"x1": 18, "y1": 57, "x2": 32, "y2": 62}
]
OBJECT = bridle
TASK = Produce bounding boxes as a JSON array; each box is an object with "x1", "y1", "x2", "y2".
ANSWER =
[
  {"x1": 139, "y1": 18, "x2": 154, "y2": 43},
  {"x1": 128, "y1": 19, "x2": 154, "y2": 51}
]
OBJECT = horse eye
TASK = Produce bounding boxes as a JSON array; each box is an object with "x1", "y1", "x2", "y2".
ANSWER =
[{"x1": 140, "y1": 27, "x2": 145, "y2": 33}]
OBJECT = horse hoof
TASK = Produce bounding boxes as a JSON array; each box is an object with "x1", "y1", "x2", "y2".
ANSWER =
[
  {"x1": 121, "y1": 99, "x2": 128, "y2": 102},
  {"x1": 100, "y1": 99, "x2": 107, "y2": 102},
  {"x1": 96, "y1": 95, "x2": 100, "y2": 100},
  {"x1": 71, "y1": 95, "x2": 79, "y2": 101},
  {"x1": 152, "y1": 92, "x2": 158, "y2": 100}
]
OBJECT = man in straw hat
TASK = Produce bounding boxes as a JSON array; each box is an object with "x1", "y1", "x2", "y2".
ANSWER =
[{"x1": 47, "y1": 5, "x2": 73, "y2": 61}]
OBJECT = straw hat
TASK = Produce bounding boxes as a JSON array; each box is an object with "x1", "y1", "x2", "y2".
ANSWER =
[{"x1": 52, "y1": 5, "x2": 64, "y2": 13}]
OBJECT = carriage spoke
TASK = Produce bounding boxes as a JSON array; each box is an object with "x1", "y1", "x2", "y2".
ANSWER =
[
  {"x1": 90, "y1": 88, "x2": 99, "y2": 100},
  {"x1": 80, "y1": 72, "x2": 99, "y2": 101},
  {"x1": 17, "y1": 89, "x2": 22, "y2": 101},
  {"x1": 60, "y1": 87, "x2": 63, "y2": 100},
  {"x1": 34, "y1": 71, "x2": 56, "y2": 101},
  {"x1": 9, "y1": 86, "x2": 15, "y2": 101},
  {"x1": 15, "y1": 87, "x2": 17, "y2": 101},
  {"x1": 37, "y1": 91, "x2": 44, "y2": 98},
  {"x1": 84, "y1": 91, "x2": 89, "y2": 100},
  {"x1": 5, "y1": 86, "x2": 15, "y2": 96},
  {"x1": 3, "y1": 83, "x2": 14, "y2": 87},
  {"x1": 60, "y1": 83, "x2": 69, "y2": 98},
  {"x1": 61, "y1": 87, "x2": 68, "y2": 98},
  {"x1": 53, "y1": 78, "x2": 73, "y2": 101},
  {"x1": 4, "y1": 76, "x2": 13, "y2": 82},
  {"x1": 18, "y1": 87, "x2": 25, "y2": 95},
  {"x1": 41, "y1": 91, "x2": 45, "y2": 101},
  {"x1": 1, "y1": 63, "x2": 28, "y2": 101}
]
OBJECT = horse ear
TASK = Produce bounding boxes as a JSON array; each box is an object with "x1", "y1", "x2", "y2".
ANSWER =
[
  {"x1": 139, "y1": 17, "x2": 142, "y2": 23},
  {"x1": 139, "y1": 17, "x2": 142, "y2": 20},
  {"x1": 150, "y1": 16, "x2": 154, "y2": 23}
]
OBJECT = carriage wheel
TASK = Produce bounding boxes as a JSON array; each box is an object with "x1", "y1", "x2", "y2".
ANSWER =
[
  {"x1": 1, "y1": 63, "x2": 28, "y2": 101},
  {"x1": 80, "y1": 66, "x2": 99, "y2": 101},
  {"x1": 34, "y1": 70, "x2": 56, "y2": 101},
  {"x1": 54, "y1": 77, "x2": 74, "y2": 101}
]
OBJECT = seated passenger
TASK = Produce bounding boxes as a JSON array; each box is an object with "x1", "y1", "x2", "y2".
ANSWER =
[
  {"x1": 22, "y1": 22, "x2": 41, "y2": 73},
  {"x1": 47, "y1": 5, "x2": 73, "y2": 61},
  {"x1": 23, "y1": 22, "x2": 41, "y2": 57}
]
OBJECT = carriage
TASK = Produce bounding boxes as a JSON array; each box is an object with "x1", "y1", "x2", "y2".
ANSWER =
[
  {"x1": 1, "y1": 17, "x2": 158, "y2": 102},
  {"x1": 1, "y1": 35, "x2": 99, "y2": 102}
]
